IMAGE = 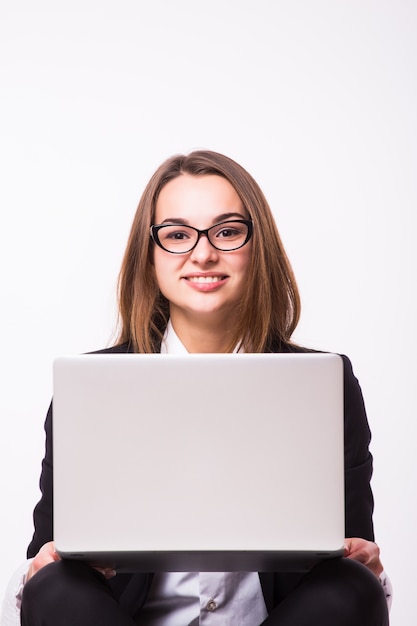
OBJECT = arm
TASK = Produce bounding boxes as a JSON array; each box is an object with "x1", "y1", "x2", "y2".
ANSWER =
[
  {"x1": 341, "y1": 355, "x2": 391, "y2": 606},
  {"x1": 341, "y1": 354, "x2": 375, "y2": 540},
  {"x1": 27, "y1": 402, "x2": 54, "y2": 558}
]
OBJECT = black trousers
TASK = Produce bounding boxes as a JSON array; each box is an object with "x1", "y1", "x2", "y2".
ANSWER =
[{"x1": 21, "y1": 558, "x2": 389, "y2": 626}]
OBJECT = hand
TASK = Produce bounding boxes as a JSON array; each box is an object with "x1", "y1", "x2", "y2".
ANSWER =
[
  {"x1": 26, "y1": 542, "x2": 117, "y2": 582},
  {"x1": 344, "y1": 537, "x2": 384, "y2": 578},
  {"x1": 26, "y1": 541, "x2": 60, "y2": 582}
]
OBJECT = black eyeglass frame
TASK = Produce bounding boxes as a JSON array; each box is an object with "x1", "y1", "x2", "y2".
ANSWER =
[{"x1": 150, "y1": 219, "x2": 253, "y2": 254}]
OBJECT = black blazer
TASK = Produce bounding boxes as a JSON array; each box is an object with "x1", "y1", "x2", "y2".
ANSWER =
[{"x1": 27, "y1": 341, "x2": 375, "y2": 618}]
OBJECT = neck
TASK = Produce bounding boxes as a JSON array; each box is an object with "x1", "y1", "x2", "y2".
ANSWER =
[{"x1": 170, "y1": 312, "x2": 237, "y2": 353}]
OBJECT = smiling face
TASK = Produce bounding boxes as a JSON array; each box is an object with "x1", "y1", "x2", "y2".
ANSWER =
[{"x1": 153, "y1": 173, "x2": 252, "y2": 340}]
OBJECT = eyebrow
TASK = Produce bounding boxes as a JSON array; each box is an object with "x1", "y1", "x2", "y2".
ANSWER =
[{"x1": 159, "y1": 212, "x2": 248, "y2": 225}]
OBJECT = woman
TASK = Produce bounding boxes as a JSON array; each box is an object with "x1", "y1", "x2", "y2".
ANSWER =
[{"x1": 18, "y1": 150, "x2": 390, "y2": 624}]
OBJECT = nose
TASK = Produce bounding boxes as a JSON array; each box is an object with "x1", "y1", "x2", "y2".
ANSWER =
[{"x1": 189, "y1": 233, "x2": 219, "y2": 264}]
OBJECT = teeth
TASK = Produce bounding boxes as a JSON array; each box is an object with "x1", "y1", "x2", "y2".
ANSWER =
[{"x1": 188, "y1": 276, "x2": 223, "y2": 283}]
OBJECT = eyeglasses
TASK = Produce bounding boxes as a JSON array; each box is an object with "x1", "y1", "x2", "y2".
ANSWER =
[{"x1": 150, "y1": 219, "x2": 253, "y2": 254}]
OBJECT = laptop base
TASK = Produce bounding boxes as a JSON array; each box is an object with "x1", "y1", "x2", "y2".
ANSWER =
[{"x1": 56, "y1": 548, "x2": 345, "y2": 573}]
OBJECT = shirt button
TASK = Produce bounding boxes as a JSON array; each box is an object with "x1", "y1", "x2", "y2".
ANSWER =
[{"x1": 206, "y1": 599, "x2": 217, "y2": 612}]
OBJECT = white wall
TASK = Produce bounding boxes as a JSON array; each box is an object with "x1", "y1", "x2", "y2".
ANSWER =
[{"x1": 1, "y1": 1, "x2": 415, "y2": 623}]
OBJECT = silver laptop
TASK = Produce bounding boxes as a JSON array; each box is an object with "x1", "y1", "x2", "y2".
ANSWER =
[{"x1": 53, "y1": 352, "x2": 345, "y2": 572}]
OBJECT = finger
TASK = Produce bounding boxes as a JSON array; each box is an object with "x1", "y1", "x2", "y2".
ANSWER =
[
  {"x1": 343, "y1": 538, "x2": 376, "y2": 561},
  {"x1": 343, "y1": 540, "x2": 352, "y2": 556},
  {"x1": 346, "y1": 550, "x2": 369, "y2": 564},
  {"x1": 52, "y1": 549, "x2": 61, "y2": 561},
  {"x1": 94, "y1": 567, "x2": 117, "y2": 579}
]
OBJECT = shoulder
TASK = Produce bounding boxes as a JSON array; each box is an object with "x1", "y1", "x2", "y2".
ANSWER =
[
  {"x1": 269, "y1": 340, "x2": 358, "y2": 383},
  {"x1": 268, "y1": 339, "x2": 320, "y2": 355},
  {"x1": 86, "y1": 342, "x2": 135, "y2": 355}
]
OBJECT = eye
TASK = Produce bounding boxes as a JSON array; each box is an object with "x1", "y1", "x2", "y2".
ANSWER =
[
  {"x1": 160, "y1": 226, "x2": 193, "y2": 241},
  {"x1": 217, "y1": 227, "x2": 239, "y2": 238},
  {"x1": 167, "y1": 231, "x2": 190, "y2": 240},
  {"x1": 212, "y1": 222, "x2": 245, "y2": 240}
]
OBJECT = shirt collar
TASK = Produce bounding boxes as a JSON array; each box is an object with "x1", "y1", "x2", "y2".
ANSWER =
[
  {"x1": 160, "y1": 320, "x2": 188, "y2": 354},
  {"x1": 161, "y1": 320, "x2": 244, "y2": 354}
]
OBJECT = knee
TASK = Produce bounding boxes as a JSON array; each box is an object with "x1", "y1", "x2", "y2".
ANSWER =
[
  {"x1": 21, "y1": 561, "x2": 64, "y2": 617},
  {"x1": 21, "y1": 560, "x2": 108, "y2": 620},
  {"x1": 313, "y1": 558, "x2": 389, "y2": 623}
]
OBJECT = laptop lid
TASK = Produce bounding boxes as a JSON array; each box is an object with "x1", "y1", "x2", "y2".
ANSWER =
[{"x1": 52, "y1": 352, "x2": 345, "y2": 572}]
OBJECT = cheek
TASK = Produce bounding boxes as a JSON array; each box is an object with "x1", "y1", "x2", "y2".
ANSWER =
[
  {"x1": 235, "y1": 245, "x2": 252, "y2": 276},
  {"x1": 153, "y1": 251, "x2": 178, "y2": 293}
]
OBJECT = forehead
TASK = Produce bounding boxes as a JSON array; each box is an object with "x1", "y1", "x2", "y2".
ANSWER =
[{"x1": 155, "y1": 174, "x2": 245, "y2": 223}]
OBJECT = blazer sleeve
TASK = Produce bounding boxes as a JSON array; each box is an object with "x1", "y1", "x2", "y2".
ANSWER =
[
  {"x1": 27, "y1": 402, "x2": 54, "y2": 558},
  {"x1": 341, "y1": 354, "x2": 375, "y2": 541}
]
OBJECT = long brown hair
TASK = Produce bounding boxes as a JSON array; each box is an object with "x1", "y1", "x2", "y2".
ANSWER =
[{"x1": 117, "y1": 150, "x2": 301, "y2": 352}]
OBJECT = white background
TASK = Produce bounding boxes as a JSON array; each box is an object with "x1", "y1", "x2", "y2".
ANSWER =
[{"x1": 1, "y1": 1, "x2": 415, "y2": 624}]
